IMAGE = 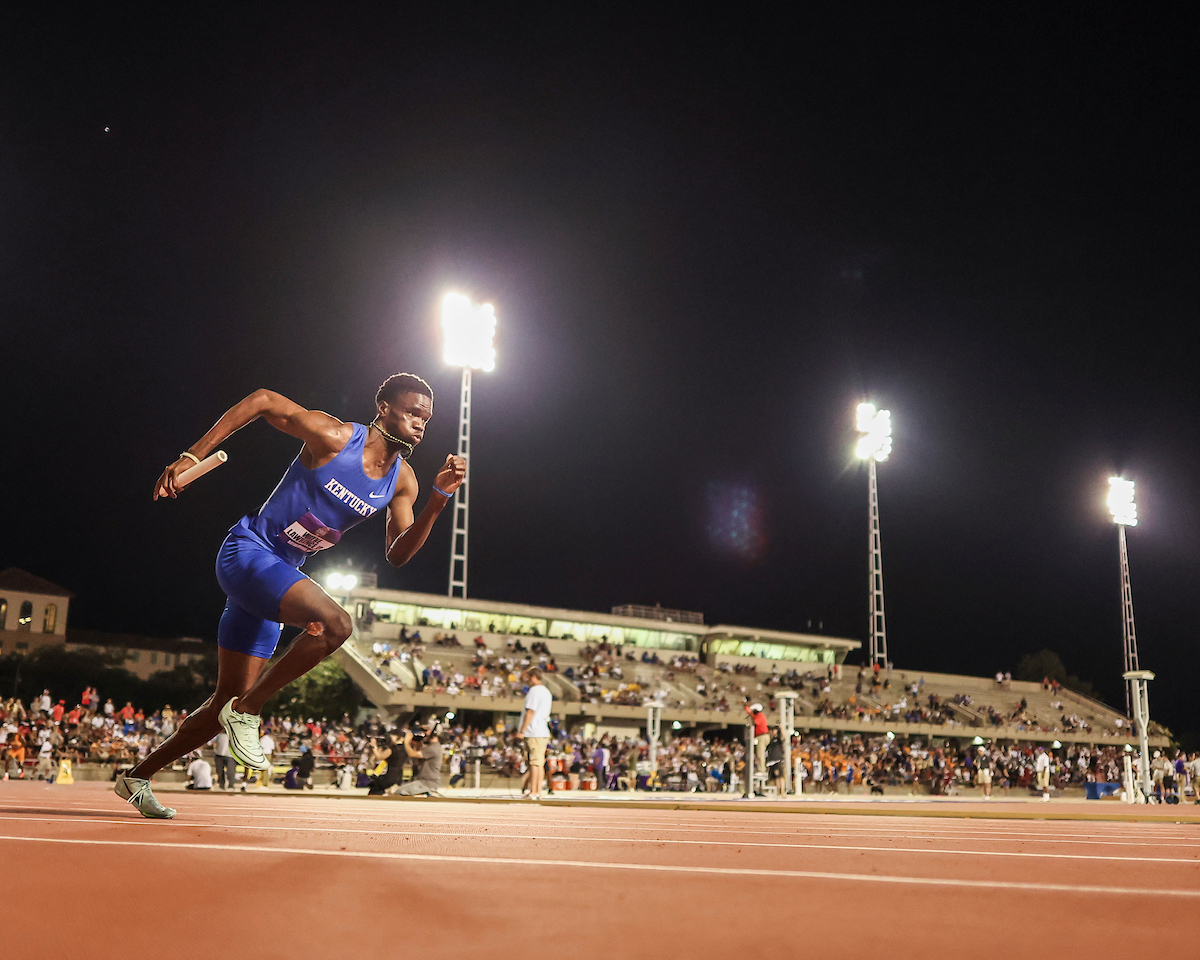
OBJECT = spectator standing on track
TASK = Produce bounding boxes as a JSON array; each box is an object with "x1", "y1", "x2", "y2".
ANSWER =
[
  {"x1": 624, "y1": 745, "x2": 641, "y2": 791},
  {"x1": 976, "y1": 749, "x2": 993, "y2": 799},
  {"x1": 517, "y1": 668, "x2": 552, "y2": 800},
  {"x1": 36, "y1": 740, "x2": 54, "y2": 780},
  {"x1": 1035, "y1": 747, "x2": 1051, "y2": 801},
  {"x1": 766, "y1": 731, "x2": 785, "y2": 794},
  {"x1": 212, "y1": 731, "x2": 235, "y2": 791},
  {"x1": 257, "y1": 729, "x2": 276, "y2": 787}
]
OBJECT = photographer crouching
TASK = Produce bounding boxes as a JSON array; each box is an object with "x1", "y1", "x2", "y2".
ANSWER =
[{"x1": 368, "y1": 723, "x2": 444, "y2": 797}]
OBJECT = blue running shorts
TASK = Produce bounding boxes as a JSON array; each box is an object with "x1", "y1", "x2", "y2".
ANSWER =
[{"x1": 214, "y1": 533, "x2": 308, "y2": 660}]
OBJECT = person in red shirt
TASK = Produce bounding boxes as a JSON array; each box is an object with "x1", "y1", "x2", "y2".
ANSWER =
[
  {"x1": 51, "y1": 701, "x2": 65, "y2": 724},
  {"x1": 745, "y1": 702, "x2": 769, "y2": 786},
  {"x1": 119, "y1": 702, "x2": 134, "y2": 722}
]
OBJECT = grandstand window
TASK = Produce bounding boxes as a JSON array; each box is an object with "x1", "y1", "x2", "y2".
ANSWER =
[
  {"x1": 129, "y1": 651, "x2": 141, "y2": 663},
  {"x1": 0, "y1": 598, "x2": 7, "y2": 629},
  {"x1": 505, "y1": 616, "x2": 547, "y2": 636},
  {"x1": 150, "y1": 651, "x2": 158, "y2": 665},
  {"x1": 43, "y1": 603, "x2": 57, "y2": 633},
  {"x1": 461, "y1": 613, "x2": 485, "y2": 631},
  {"x1": 549, "y1": 620, "x2": 583, "y2": 640},
  {"x1": 17, "y1": 600, "x2": 33, "y2": 631}
]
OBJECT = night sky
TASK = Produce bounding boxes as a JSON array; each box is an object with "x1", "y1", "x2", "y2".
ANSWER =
[{"x1": 3, "y1": 9, "x2": 1196, "y2": 733}]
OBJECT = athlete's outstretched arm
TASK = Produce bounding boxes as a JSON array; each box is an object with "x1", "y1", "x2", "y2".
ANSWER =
[
  {"x1": 154, "y1": 389, "x2": 350, "y2": 500},
  {"x1": 385, "y1": 454, "x2": 466, "y2": 566}
]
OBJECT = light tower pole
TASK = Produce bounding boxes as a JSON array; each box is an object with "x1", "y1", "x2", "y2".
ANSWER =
[
  {"x1": 856, "y1": 403, "x2": 893, "y2": 669},
  {"x1": 1108, "y1": 476, "x2": 1153, "y2": 799},
  {"x1": 440, "y1": 293, "x2": 496, "y2": 599}
]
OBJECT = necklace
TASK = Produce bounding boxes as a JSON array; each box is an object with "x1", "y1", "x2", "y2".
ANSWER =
[{"x1": 371, "y1": 420, "x2": 413, "y2": 457}]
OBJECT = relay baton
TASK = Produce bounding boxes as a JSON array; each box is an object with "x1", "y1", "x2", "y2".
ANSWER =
[{"x1": 158, "y1": 450, "x2": 228, "y2": 497}]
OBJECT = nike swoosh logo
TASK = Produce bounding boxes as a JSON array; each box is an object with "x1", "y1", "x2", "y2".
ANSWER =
[{"x1": 368, "y1": 491, "x2": 388, "y2": 499}]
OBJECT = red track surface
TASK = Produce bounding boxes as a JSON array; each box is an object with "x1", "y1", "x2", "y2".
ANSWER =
[{"x1": 2, "y1": 781, "x2": 1197, "y2": 959}]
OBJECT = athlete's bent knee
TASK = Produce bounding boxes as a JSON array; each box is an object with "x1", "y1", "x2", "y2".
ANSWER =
[{"x1": 323, "y1": 610, "x2": 353, "y2": 651}]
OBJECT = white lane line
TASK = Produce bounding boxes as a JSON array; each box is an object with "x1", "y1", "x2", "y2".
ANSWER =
[
  {"x1": 2, "y1": 808, "x2": 1196, "y2": 848},
  {"x1": 0, "y1": 833, "x2": 1196, "y2": 898},
  {"x1": 8, "y1": 794, "x2": 1194, "y2": 832},
  {"x1": 6, "y1": 799, "x2": 1198, "y2": 843},
  {"x1": 0, "y1": 818, "x2": 1194, "y2": 864},
  {"x1": 80, "y1": 800, "x2": 1200, "y2": 834}
]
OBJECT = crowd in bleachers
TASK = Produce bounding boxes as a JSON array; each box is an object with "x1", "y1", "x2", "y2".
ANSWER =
[
  {"x1": 357, "y1": 627, "x2": 1136, "y2": 739},
  {"x1": 1, "y1": 688, "x2": 189, "y2": 777}
]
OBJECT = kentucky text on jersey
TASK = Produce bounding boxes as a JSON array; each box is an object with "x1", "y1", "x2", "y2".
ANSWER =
[{"x1": 323, "y1": 478, "x2": 377, "y2": 517}]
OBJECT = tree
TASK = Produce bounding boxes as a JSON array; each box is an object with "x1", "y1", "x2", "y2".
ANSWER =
[
  {"x1": 262, "y1": 658, "x2": 366, "y2": 721},
  {"x1": 1015, "y1": 649, "x2": 1097, "y2": 699}
]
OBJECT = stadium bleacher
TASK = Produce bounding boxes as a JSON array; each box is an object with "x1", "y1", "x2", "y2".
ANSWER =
[{"x1": 341, "y1": 618, "x2": 1156, "y2": 748}]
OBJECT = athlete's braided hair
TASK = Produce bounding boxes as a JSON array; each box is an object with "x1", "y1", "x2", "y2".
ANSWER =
[{"x1": 376, "y1": 372, "x2": 433, "y2": 409}]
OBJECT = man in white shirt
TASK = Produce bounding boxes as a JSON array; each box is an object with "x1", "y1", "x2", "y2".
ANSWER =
[
  {"x1": 1035, "y1": 747, "x2": 1052, "y2": 801},
  {"x1": 517, "y1": 668, "x2": 553, "y2": 799},
  {"x1": 256, "y1": 732, "x2": 276, "y2": 788},
  {"x1": 186, "y1": 754, "x2": 213, "y2": 790},
  {"x1": 212, "y1": 731, "x2": 235, "y2": 790}
]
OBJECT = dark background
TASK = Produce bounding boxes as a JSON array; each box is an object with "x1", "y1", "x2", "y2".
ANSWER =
[{"x1": 3, "y1": 8, "x2": 1195, "y2": 733}]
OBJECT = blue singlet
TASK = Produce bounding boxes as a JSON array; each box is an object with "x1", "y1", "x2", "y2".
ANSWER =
[{"x1": 215, "y1": 423, "x2": 402, "y2": 659}]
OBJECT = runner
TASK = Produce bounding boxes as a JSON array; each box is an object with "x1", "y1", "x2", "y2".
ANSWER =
[{"x1": 115, "y1": 374, "x2": 464, "y2": 818}]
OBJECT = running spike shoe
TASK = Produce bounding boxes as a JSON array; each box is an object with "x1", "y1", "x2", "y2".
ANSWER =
[
  {"x1": 114, "y1": 775, "x2": 176, "y2": 819},
  {"x1": 218, "y1": 697, "x2": 269, "y2": 769}
]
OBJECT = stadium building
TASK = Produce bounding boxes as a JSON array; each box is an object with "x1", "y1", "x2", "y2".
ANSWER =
[{"x1": 333, "y1": 583, "x2": 1159, "y2": 749}]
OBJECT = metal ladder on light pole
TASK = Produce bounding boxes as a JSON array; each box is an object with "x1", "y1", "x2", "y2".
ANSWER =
[
  {"x1": 1118, "y1": 523, "x2": 1138, "y2": 716},
  {"x1": 868, "y1": 457, "x2": 888, "y2": 668},
  {"x1": 448, "y1": 366, "x2": 471, "y2": 598}
]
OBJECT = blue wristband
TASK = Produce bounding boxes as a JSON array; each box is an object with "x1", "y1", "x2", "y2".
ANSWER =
[{"x1": 432, "y1": 484, "x2": 454, "y2": 499}]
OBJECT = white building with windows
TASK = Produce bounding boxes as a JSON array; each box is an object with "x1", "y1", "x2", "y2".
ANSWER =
[
  {"x1": 0, "y1": 567, "x2": 208, "y2": 678},
  {"x1": 0, "y1": 568, "x2": 72, "y2": 656}
]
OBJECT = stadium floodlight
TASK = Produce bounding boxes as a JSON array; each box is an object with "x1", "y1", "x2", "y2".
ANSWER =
[
  {"x1": 856, "y1": 402, "x2": 892, "y2": 668},
  {"x1": 972, "y1": 736, "x2": 985, "y2": 746},
  {"x1": 445, "y1": 711, "x2": 455, "y2": 720},
  {"x1": 442, "y1": 292, "x2": 497, "y2": 600},
  {"x1": 1108, "y1": 477, "x2": 1137, "y2": 526},
  {"x1": 885, "y1": 731, "x2": 895, "y2": 741},
  {"x1": 671, "y1": 720, "x2": 682, "y2": 730},
  {"x1": 855, "y1": 403, "x2": 892, "y2": 461},
  {"x1": 326, "y1": 573, "x2": 357, "y2": 592},
  {"x1": 1106, "y1": 474, "x2": 1152, "y2": 801},
  {"x1": 441, "y1": 293, "x2": 497, "y2": 372},
  {"x1": 1051, "y1": 740, "x2": 1062, "y2": 749}
]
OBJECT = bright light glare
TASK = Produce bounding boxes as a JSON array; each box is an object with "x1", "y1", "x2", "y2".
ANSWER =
[
  {"x1": 671, "y1": 720, "x2": 682, "y2": 730},
  {"x1": 342, "y1": 574, "x2": 357, "y2": 590},
  {"x1": 1108, "y1": 477, "x2": 1137, "y2": 526},
  {"x1": 441, "y1": 293, "x2": 497, "y2": 371},
  {"x1": 326, "y1": 573, "x2": 357, "y2": 591},
  {"x1": 446, "y1": 711, "x2": 455, "y2": 720},
  {"x1": 855, "y1": 403, "x2": 893, "y2": 461}
]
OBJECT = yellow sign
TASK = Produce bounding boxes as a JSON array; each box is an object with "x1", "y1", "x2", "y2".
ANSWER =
[{"x1": 55, "y1": 759, "x2": 74, "y2": 785}]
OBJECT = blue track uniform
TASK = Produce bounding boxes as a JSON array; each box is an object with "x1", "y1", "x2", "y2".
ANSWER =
[{"x1": 215, "y1": 423, "x2": 401, "y2": 658}]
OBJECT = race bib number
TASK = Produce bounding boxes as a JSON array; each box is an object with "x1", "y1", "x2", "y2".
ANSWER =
[{"x1": 280, "y1": 511, "x2": 343, "y2": 554}]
